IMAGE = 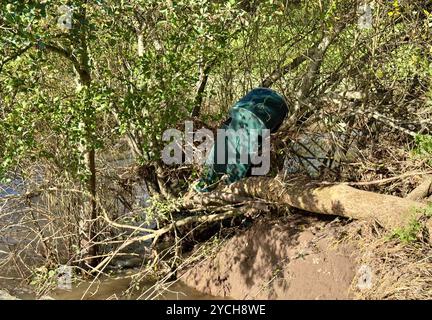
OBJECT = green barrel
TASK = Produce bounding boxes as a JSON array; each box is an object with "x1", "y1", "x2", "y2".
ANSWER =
[
  {"x1": 194, "y1": 88, "x2": 288, "y2": 192},
  {"x1": 230, "y1": 87, "x2": 288, "y2": 132}
]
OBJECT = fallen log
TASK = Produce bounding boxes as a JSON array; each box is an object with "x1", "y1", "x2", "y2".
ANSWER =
[
  {"x1": 93, "y1": 175, "x2": 431, "y2": 274},
  {"x1": 220, "y1": 176, "x2": 431, "y2": 234},
  {"x1": 406, "y1": 175, "x2": 432, "y2": 201}
]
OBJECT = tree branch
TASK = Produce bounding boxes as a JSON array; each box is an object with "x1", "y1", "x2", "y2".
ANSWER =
[
  {"x1": 0, "y1": 43, "x2": 32, "y2": 73},
  {"x1": 191, "y1": 60, "x2": 215, "y2": 117}
]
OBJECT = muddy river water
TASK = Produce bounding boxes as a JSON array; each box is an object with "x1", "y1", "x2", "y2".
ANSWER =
[
  {"x1": 52, "y1": 274, "x2": 220, "y2": 300},
  {"x1": 0, "y1": 270, "x2": 221, "y2": 300},
  {"x1": 0, "y1": 178, "x2": 221, "y2": 300}
]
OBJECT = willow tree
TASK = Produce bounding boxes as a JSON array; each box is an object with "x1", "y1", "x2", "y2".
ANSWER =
[
  {"x1": 0, "y1": 0, "x2": 248, "y2": 269},
  {"x1": 0, "y1": 0, "x2": 114, "y2": 267}
]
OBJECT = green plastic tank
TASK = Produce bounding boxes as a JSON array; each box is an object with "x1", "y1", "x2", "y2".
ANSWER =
[{"x1": 195, "y1": 87, "x2": 288, "y2": 192}]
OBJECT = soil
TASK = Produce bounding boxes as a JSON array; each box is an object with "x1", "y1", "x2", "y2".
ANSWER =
[{"x1": 180, "y1": 214, "x2": 358, "y2": 299}]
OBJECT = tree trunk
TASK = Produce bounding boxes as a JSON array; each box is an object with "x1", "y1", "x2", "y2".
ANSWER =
[
  {"x1": 219, "y1": 176, "x2": 431, "y2": 233},
  {"x1": 191, "y1": 61, "x2": 213, "y2": 117},
  {"x1": 74, "y1": 2, "x2": 98, "y2": 268}
]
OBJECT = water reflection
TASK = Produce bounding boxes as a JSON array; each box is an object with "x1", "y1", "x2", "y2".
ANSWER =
[{"x1": 52, "y1": 271, "x2": 222, "y2": 300}]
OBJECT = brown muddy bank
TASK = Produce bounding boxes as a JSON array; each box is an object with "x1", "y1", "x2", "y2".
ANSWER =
[{"x1": 180, "y1": 215, "x2": 359, "y2": 299}]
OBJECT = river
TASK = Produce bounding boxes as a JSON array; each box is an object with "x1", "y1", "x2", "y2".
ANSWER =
[
  {"x1": 0, "y1": 270, "x2": 221, "y2": 300},
  {"x1": 0, "y1": 175, "x2": 221, "y2": 300}
]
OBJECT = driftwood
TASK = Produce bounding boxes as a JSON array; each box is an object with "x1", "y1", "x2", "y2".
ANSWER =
[{"x1": 216, "y1": 176, "x2": 431, "y2": 234}]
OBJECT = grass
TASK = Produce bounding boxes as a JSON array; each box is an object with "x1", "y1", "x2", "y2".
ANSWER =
[
  {"x1": 388, "y1": 204, "x2": 432, "y2": 244},
  {"x1": 342, "y1": 217, "x2": 432, "y2": 300},
  {"x1": 389, "y1": 217, "x2": 422, "y2": 244}
]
